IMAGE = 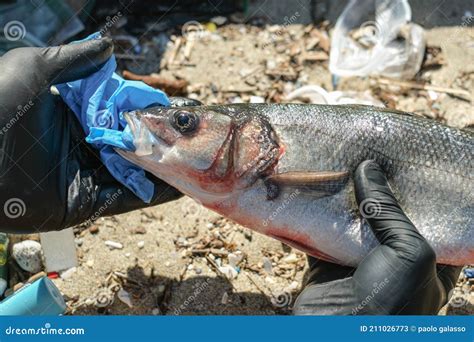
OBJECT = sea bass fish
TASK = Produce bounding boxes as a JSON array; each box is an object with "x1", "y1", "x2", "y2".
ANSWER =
[{"x1": 117, "y1": 104, "x2": 473, "y2": 266}]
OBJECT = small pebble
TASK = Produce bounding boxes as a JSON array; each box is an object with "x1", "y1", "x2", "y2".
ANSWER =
[
  {"x1": 282, "y1": 253, "x2": 298, "y2": 264},
  {"x1": 152, "y1": 308, "x2": 161, "y2": 315},
  {"x1": 85, "y1": 259, "x2": 94, "y2": 268},
  {"x1": 137, "y1": 241, "x2": 145, "y2": 249},
  {"x1": 105, "y1": 241, "x2": 123, "y2": 250},
  {"x1": 165, "y1": 261, "x2": 171, "y2": 267},
  {"x1": 195, "y1": 267, "x2": 202, "y2": 274},
  {"x1": 125, "y1": 253, "x2": 131, "y2": 258},
  {"x1": 263, "y1": 257, "x2": 273, "y2": 275},
  {"x1": 75, "y1": 238, "x2": 84, "y2": 247},
  {"x1": 131, "y1": 226, "x2": 147, "y2": 235},
  {"x1": 12, "y1": 240, "x2": 43, "y2": 273},
  {"x1": 89, "y1": 226, "x2": 99, "y2": 234}
]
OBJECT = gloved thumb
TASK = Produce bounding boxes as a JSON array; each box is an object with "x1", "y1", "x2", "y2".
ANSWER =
[
  {"x1": 354, "y1": 160, "x2": 434, "y2": 262},
  {"x1": 40, "y1": 37, "x2": 113, "y2": 85}
]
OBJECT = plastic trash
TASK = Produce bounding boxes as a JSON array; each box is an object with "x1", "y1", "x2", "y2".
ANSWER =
[
  {"x1": 0, "y1": 277, "x2": 66, "y2": 316},
  {"x1": 329, "y1": 0, "x2": 425, "y2": 79},
  {"x1": 285, "y1": 85, "x2": 385, "y2": 107},
  {"x1": 56, "y1": 32, "x2": 170, "y2": 203}
]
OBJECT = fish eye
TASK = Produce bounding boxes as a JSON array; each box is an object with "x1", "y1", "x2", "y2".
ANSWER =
[{"x1": 171, "y1": 111, "x2": 199, "y2": 134}]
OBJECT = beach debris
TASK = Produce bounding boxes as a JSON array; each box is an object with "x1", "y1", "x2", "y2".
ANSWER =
[
  {"x1": 40, "y1": 228, "x2": 77, "y2": 273},
  {"x1": 123, "y1": 70, "x2": 188, "y2": 96},
  {"x1": 117, "y1": 288, "x2": 133, "y2": 308},
  {"x1": 218, "y1": 265, "x2": 238, "y2": 279},
  {"x1": 12, "y1": 240, "x2": 43, "y2": 273},
  {"x1": 464, "y1": 268, "x2": 474, "y2": 279},
  {"x1": 329, "y1": 0, "x2": 425, "y2": 79},
  {"x1": 105, "y1": 241, "x2": 123, "y2": 250},
  {"x1": 59, "y1": 267, "x2": 77, "y2": 280}
]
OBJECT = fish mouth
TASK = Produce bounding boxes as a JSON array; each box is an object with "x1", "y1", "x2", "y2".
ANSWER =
[{"x1": 123, "y1": 110, "x2": 170, "y2": 157}]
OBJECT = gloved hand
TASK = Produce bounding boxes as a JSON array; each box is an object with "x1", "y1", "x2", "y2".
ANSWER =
[
  {"x1": 0, "y1": 39, "x2": 182, "y2": 234},
  {"x1": 293, "y1": 160, "x2": 461, "y2": 315}
]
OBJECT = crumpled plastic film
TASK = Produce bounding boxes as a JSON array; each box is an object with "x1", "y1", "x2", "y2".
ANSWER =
[{"x1": 56, "y1": 32, "x2": 170, "y2": 203}]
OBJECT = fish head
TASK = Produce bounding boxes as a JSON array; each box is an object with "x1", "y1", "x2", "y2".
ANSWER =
[{"x1": 118, "y1": 105, "x2": 281, "y2": 201}]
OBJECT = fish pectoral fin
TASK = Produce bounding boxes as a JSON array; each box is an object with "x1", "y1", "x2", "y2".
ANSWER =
[{"x1": 264, "y1": 171, "x2": 350, "y2": 200}]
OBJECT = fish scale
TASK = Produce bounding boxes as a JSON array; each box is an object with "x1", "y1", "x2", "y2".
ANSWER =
[{"x1": 119, "y1": 104, "x2": 473, "y2": 266}]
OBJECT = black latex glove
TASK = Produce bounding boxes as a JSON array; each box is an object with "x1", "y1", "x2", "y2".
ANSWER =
[
  {"x1": 0, "y1": 39, "x2": 183, "y2": 234},
  {"x1": 293, "y1": 160, "x2": 461, "y2": 315}
]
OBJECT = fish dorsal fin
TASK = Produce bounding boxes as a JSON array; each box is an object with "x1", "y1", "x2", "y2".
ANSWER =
[{"x1": 264, "y1": 171, "x2": 349, "y2": 200}]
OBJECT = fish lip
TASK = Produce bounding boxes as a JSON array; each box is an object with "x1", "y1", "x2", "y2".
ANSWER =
[
  {"x1": 124, "y1": 110, "x2": 171, "y2": 148},
  {"x1": 123, "y1": 110, "x2": 139, "y2": 134}
]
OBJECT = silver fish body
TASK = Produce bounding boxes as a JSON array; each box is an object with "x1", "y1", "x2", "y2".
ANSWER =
[{"x1": 119, "y1": 104, "x2": 474, "y2": 266}]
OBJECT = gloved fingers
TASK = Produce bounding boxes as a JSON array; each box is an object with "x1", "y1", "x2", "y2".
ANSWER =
[
  {"x1": 354, "y1": 160, "x2": 435, "y2": 263},
  {"x1": 436, "y1": 264, "x2": 462, "y2": 298},
  {"x1": 305, "y1": 256, "x2": 355, "y2": 286},
  {"x1": 40, "y1": 37, "x2": 114, "y2": 85}
]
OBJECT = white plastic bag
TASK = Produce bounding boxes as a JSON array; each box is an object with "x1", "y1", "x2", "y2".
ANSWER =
[{"x1": 329, "y1": 0, "x2": 425, "y2": 79}]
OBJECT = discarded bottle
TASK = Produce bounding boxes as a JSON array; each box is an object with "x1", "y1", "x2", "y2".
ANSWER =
[{"x1": 0, "y1": 277, "x2": 66, "y2": 315}]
